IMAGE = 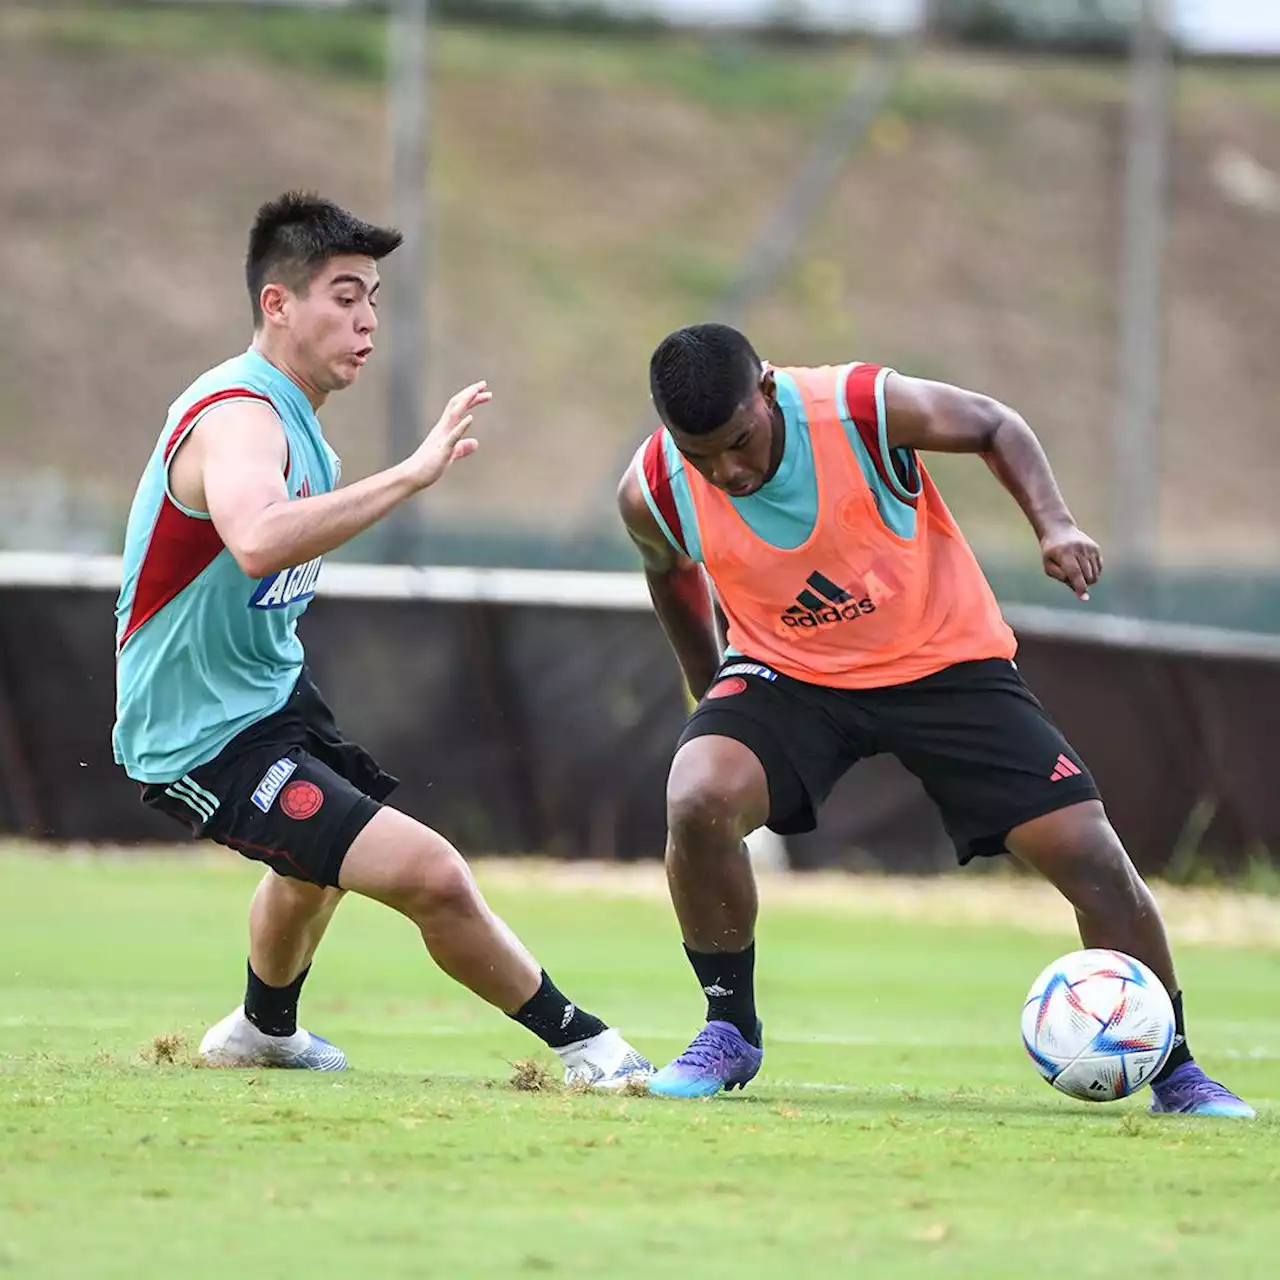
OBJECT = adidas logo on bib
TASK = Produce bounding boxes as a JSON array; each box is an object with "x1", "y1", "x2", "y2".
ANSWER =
[{"x1": 781, "y1": 571, "x2": 875, "y2": 628}]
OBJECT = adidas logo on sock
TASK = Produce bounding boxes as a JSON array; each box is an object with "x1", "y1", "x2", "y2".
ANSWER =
[
  {"x1": 1049, "y1": 753, "x2": 1083, "y2": 783},
  {"x1": 560, "y1": 1003, "x2": 575, "y2": 1030},
  {"x1": 703, "y1": 984, "x2": 733, "y2": 998},
  {"x1": 781, "y1": 571, "x2": 874, "y2": 628}
]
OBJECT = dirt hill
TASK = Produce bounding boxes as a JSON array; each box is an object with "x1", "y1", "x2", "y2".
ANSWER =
[{"x1": 1, "y1": 8, "x2": 1277, "y2": 569}]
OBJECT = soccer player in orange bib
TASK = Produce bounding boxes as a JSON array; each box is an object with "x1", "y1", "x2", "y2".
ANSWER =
[{"x1": 619, "y1": 322, "x2": 1251, "y2": 1116}]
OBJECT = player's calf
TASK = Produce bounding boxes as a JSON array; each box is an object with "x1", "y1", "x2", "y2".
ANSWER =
[
  {"x1": 665, "y1": 736, "x2": 767, "y2": 953},
  {"x1": 340, "y1": 808, "x2": 539, "y2": 1009},
  {"x1": 1008, "y1": 802, "x2": 1176, "y2": 995},
  {"x1": 199, "y1": 873, "x2": 349, "y2": 1071},
  {"x1": 248, "y1": 871, "x2": 344, "y2": 986},
  {"x1": 658, "y1": 738, "x2": 770, "y2": 1086}
]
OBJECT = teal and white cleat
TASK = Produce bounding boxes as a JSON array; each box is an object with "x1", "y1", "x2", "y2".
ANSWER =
[
  {"x1": 199, "y1": 1005, "x2": 347, "y2": 1071},
  {"x1": 557, "y1": 1028, "x2": 652, "y2": 1090}
]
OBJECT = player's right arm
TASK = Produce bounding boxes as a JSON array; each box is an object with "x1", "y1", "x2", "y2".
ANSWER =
[
  {"x1": 175, "y1": 382, "x2": 490, "y2": 578},
  {"x1": 617, "y1": 466, "x2": 721, "y2": 700}
]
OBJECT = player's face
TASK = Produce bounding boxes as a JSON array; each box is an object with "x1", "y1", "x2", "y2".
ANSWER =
[
  {"x1": 290, "y1": 255, "x2": 381, "y2": 392},
  {"x1": 670, "y1": 373, "x2": 778, "y2": 497}
]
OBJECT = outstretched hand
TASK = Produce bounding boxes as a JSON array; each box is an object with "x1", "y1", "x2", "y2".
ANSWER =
[{"x1": 404, "y1": 381, "x2": 491, "y2": 490}]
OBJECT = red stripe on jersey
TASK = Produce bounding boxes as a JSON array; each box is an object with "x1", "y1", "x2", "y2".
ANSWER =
[
  {"x1": 641, "y1": 430, "x2": 688, "y2": 557},
  {"x1": 117, "y1": 498, "x2": 225, "y2": 652},
  {"x1": 119, "y1": 388, "x2": 272, "y2": 652},
  {"x1": 843, "y1": 364, "x2": 918, "y2": 509},
  {"x1": 162, "y1": 388, "x2": 274, "y2": 461}
]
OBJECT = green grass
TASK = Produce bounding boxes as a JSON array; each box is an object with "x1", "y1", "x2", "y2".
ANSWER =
[{"x1": 2, "y1": 852, "x2": 1278, "y2": 1277}]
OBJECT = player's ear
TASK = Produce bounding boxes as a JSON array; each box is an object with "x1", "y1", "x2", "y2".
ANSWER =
[
  {"x1": 259, "y1": 282, "x2": 290, "y2": 328},
  {"x1": 760, "y1": 368, "x2": 777, "y2": 406}
]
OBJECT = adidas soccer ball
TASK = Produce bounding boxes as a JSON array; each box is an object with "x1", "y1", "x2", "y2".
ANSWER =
[{"x1": 1021, "y1": 949, "x2": 1175, "y2": 1102}]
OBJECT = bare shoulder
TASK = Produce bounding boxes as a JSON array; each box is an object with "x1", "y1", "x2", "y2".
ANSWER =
[
  {"x1": 882, "y1": 372, "x2": 1004, "y2": 451},
  {"x1": 193, "y1": 397, "x2": 289, "y2": 463},
  {"x1": 617, "y1": 460, "x2": 652, "y2": 527},
  {"x1": 616, "y1": 451, "x2": 681, "y2": 572},
  {"x1": 167, "y1": 398, "x2": 284, "y2": 513},
  {"x1": 883, "y1": 371, "x2": 956, "y2": 411}
]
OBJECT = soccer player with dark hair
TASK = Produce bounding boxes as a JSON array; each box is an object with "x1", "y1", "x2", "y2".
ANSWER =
[
  {"x1": 113, "y1": 192, "x2": 651, "y2": 1086},
  {"x1": 619, "y1": 322, "x2": 1251, "y2": 1115}
]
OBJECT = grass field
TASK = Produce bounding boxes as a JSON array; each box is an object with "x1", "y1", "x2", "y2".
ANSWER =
[{"x1": 3, "y1": 849, "x2": 1279, "y2": 1278}]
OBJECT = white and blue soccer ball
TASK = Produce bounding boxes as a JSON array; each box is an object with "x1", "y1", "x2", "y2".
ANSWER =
[{"x1": 1021, "y1": 948, "x2": 1176, "y2": 1102}]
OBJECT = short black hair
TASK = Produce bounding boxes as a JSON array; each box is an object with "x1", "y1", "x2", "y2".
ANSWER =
[
  {"x1": 246, "y1": 191, "x2": 403, "y2": 326},
  {"x1": 649, "y1": 323, "x2": 763, "y2": 435}
]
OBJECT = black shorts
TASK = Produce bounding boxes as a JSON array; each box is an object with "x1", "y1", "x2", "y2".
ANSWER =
[
  {"x1": 679, "y1": 656, "x2": 1100, "y2": 864},
  {"x1": 139, "y1": 670, "x2": 399, "y2": 887}
]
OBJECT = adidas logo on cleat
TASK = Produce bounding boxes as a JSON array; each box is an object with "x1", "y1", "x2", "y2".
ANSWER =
[{"x1": 781, "y1": 571, "x2": 875, "y2": 629}]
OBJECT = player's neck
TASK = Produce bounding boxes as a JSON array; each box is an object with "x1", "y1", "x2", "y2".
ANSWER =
[
  {"x1": 762, "y1": 402, "x2": 786, "y2": 485},
  {"x1": 251, "y1": 336, "x2": 329, "y2": 410}
]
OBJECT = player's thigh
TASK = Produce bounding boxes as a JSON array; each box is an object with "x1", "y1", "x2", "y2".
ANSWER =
[
  {"x1": 336, "y1": 806, "x2": 476, "y2": 916},
  {"x1": 676, "y1": 662, "x2": 858, "y2": 837},
  {"x1": 882, "y1": 659, "x2": 1101, "y2": 864}
]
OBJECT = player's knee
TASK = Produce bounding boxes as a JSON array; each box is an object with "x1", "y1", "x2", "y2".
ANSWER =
[
  {"x1": 1095, "y1": 846, "x2": 1151, "y2": 916},
  {"x1": 1076, "y1": 817, "x2": 1139, "y2": 884},
  {"x1": 425, "y1": 852, "x2": 479, "y2": 914},
  {"x1": 1036, "y1": 808, "x2": 1147, "y2": 914},
  {"x1": 666, "y1": 738, "x2": 769, "y2": 851},
  {"x1": 1074, "y1": 847, "x2": 1140, "y2": 906},
  {"x1": 401, "y1": 841, "x2": 481, "y2": 922},
  {"x1": 667, "y1": 769, "x2": 758, "y2": 852}
]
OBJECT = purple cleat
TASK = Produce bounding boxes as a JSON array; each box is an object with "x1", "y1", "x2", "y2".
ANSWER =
[
  {"x1": 648, "y1": 1020, "x2": 764, "y2": 1098},
  {"x1": 1150, "y1": 1061, "x2": 1255, "y2": 1118}
]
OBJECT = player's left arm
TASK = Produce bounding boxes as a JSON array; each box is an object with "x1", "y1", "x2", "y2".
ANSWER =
[{"x1": 881, "y1": 373, "x2": 1102, "y2": 601}]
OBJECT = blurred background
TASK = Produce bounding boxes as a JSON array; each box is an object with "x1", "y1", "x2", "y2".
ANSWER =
[{"x1": 2, "y1": 0, "x2": 1279, "y2": 874}]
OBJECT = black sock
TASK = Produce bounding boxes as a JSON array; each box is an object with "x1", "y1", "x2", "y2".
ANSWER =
[
  {"x1": 1153, "y1": 989, "x2": 1192, "y2": 1083},
  {"x1": 244, "y1": 960, "x2": 310, "y2": 1038},
  {"x1": 509, "y1": 971, "x2": 607, "y2": 1049},
  {"x1": 685, "y1": 943, "x2": 759, "y2": 1046}
]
